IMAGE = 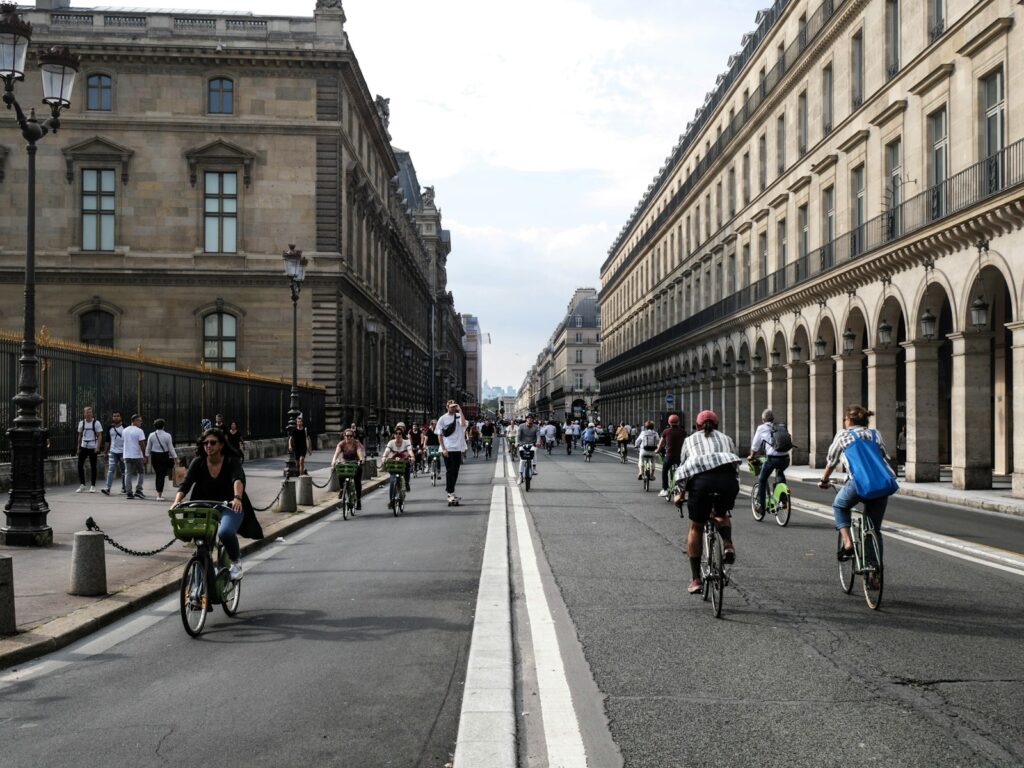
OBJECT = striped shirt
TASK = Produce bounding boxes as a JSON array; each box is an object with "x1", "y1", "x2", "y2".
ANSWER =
[
  {"x1": 825, "y1": 427, "x2": 888, "y2": 472},
  {"x1": 673, "y1": 429, "x2": 743, "y2": 483}
]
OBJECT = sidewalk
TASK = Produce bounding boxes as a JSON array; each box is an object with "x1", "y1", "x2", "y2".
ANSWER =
[{"x1": 0, "y1": 449, "x2": 386, "y2": 669}]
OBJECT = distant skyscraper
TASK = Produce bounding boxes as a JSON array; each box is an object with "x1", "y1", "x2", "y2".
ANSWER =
[{"x1": 462, "y1": 314, "x2": 483, "y2": 403}]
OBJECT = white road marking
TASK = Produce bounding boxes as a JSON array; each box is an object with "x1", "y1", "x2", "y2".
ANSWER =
[{"x1": 506, "y1": 451, "x2": 588, "y2": 768}]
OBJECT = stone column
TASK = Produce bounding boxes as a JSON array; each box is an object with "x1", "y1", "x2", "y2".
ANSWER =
[
  {"x1": 833, "y1": 353, "x2": 862, "y2": 423},
  {"x1": 786, "y1": 361, "x2": 810, "y2": 464},
  {"x1": 901, "y1": 340, "x2": 941, "y2": 482},
  {"x1": 807, "y1": 358, "x2": 834, "y2": 468},
  {"x1": 734, "y1": 371, "x2": 751, "y2": 450},
  {"x1": 865, "y1": 346, "x2": 900, "y2": 454},
  {"x1": 949, "y1": 332, "x2": 993, "y2": 490},
  {"x1": 750, "y1": 367, "x2": 768, "y2": 434},
  {"x1": 1009, "y1": 323, "x2": 1024, "y2": 497},
  {"x1": 767, "y1": 365, "x2": 787, "y2": 422},
  {"x1": 721, "y1": 373, "x2": 736, "y2": 439}
]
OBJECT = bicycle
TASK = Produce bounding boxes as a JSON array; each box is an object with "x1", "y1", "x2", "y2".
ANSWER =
[
  {"x1": 617, "y1": 442, "x2": 627, "y2": 463},
  {"x1": 583, "y1": 441, "x2": 595, "y2": 462},
  {"x1": 427, "y1": 447, "x2": 441, "y2": 487},
  {"x1": 483, "y1": 436, "x2": 493, "y2": 459},
  {"x1": 640, "y1": 454, "x2": 655, "y2": 491},
  {"x1": 660, "y1": 459, "x2": 680, "y2": 509},
  {"x1": 169, "y1": 502, "x2": 242, "y2": 638},
  {"x1": 335, "y1": 460, "x2": 359, "y2": 520},
  {"x1": 518, "y1": 444, "x2": 536, "y2": 491},
  {"x1": 832, "y1": 486, "x2": 884, "y2": 610},
  {"x1": 384, "y1": 459, "x2": 409, "y2": 515},
  {"x1": 471, "y1": 438, "x2": 481, "y2": 459},
  {"x1": 700, "y1": 505, "x2": 730, "y2": 618},
  {"x1": 545, "y1": 437, "x2": 554, "y2": 455},
  {"x1": 748, "y1": 457, "x2": 791, "y2": 526}
]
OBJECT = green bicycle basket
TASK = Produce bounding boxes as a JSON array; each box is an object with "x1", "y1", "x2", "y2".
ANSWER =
[
  {"x1": 335, "y1": 461, "x2": 360, "y2": 479},
  {"x1": 168, "y1": 507, "x2": 219, "y2": 542},
  {"x1": 384, "y1": 459, "x2": 409, "y2": 475}
]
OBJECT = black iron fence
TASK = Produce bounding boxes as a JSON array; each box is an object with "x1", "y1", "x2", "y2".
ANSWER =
[
  {"x1": 0, "y1": 332, "x2": 325, "y2": 462},
  {"x1": 597, "y1": 136, "x2": 1024, "y2": 378}
]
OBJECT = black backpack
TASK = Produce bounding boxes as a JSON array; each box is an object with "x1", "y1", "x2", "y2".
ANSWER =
[{"x1": 769, "y1": 422, "x2": 793, "y2": 452}]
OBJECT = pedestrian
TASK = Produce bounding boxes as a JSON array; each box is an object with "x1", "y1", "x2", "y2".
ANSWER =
[
  {"x1": 289, "y1": 414, "x2": 312, "y2": 475},
  {"x1": 146, "y1": 418, "x2": 178, "y2": 502},
  {"x1": 122, "y1": 413, "x2": 147, "y2": 499},
  {"x1": 100, "y1": 409, "x2": 127, "y2": 496},
  {"x1": 226, "y1": 420, "x2": 245, "y2": 461},
  {"x1": 214, "y1": 413, "x2": 226, "y2": 431},
  {"x1": 896, "y1": 424, "x2": 906, "y2": 473},
  {"x1": 435, "y1": 400, "x2": 468, "y2": 505},
  {"x1": 330, "y1": 428, "x2": 365, "y2": 511},
  {"x1": 76, "y1": 406, "x2": 103, "y2": 493}
]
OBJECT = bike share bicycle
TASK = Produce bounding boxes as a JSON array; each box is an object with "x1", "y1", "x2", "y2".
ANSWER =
[
  {"x1": 427, "y1": 446, "x2": 442, "y2": 487},
  {"x1": 385, "y1": 459, "x2": 409, "y2": 515},
  {"x1": 483, "y1": 435, "x2": 493, "y2": 459},
  {"x1": 748, "y1": 456, "x2": 791, "y2": 526},
  {"x1": 640, "y1": 454, "x2": 655, "y2": 491},
  {"x1": 169, "y1": 502, "x2": 242, "y2": 637},
  {"x1": 334, "y1": 460, "x2": 359, "y2": 520},
  {"x1": 518, "y1": 444, "x2": 536, "y2": 491}
]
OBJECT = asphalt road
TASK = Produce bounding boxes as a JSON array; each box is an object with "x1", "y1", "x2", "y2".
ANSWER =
[
  {"x1": 0, "y1": 453, "x2": 495, "y2": 768},
  {"x1": 522, "y1": 445, "x2": 1024, "y2": 767}
]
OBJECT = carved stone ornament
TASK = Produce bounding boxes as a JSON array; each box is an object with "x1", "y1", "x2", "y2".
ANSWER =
[
  {"x1": 374, "y1": 95, "x2": 390, "y2": 129},
  {"x1": 316, "y1": 0, "x2": 344, "y2": 11},
  {"x1": 421, "y1": 186, "x2": 435, "y2": 207}
]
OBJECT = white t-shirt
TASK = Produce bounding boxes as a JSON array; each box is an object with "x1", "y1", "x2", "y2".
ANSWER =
[
  {"x1": 635, "y1": 429, "x2": 660, "y2": 454},
  {"x1": 107, "y1": 424, "x2": 125, "y2": 453},
  {"x1": 78, "y1": 419, "x2": 102, "y2": 449},
  {"x1": 543, "y1": 424, "x2": 557, "y2": 441},
  {"x1": 435, "y1": 412, "x2": 468, "y2": 452},
  {"x1": 146, "y1": 430, "x2": 178, "y2": 459},
  {"x1": 122, "y1": 425, "x2": 146, "y2": 459}
]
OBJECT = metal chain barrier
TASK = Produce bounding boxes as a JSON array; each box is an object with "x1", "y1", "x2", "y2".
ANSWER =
[
  {"x1": 251, "y1": 480, "x2": 286, "y2": 512},
  {"x1": 84, "y1": 517, "x2": 178, "y2": 557},
  {"x1": 311, "y1": 472, "x2": 332, "y2": 489}
]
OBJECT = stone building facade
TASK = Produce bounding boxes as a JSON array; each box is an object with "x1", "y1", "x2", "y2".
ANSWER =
[
  {"x1": 462, "y1": 313, "x2": 482, "y2": 407},
  {"x1": 0, "y1": 1, "x2": 467, "y2": 434},
  {"x1": 596, "y1": 0, "x2": 1024, "y2": 493}
]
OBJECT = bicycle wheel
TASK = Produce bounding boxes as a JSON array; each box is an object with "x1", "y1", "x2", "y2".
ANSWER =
[
  {"x1": 524, "y1": 470, "x2": 531, "y2": 492},
  {"x1": 709, "y1": 534, "x2": 725, "y2": 618},
  {"x1": 775, "y1": 490, "x2": 791, "y2": 527},
  {"x1": 838, "y1": 531, "x2": 855, "y2": 594},
  {"x1": 180, "y1": 554, "x2": 209, "y2": 637},
  {"x1": 751, "y1": 483, "x2": 765, "y2": 521},
  {"x1": 862, "y1": 529, "x2": 884, "y2": 610},
  {"x1": 643, "y1": 471, "x2": 650, "y2": 491},
  {"x1": 700, "y1": 533, "x2": 711, "y2": 602},
  {"x1": 219, "y1": 560, "x2": 242, "y2": 617},
  {"x1": 340, "y1": 485, "x2": 349, "y2": 520}
]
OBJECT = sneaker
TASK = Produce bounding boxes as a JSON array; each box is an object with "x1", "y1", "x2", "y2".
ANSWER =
[
  {"x1": 723, "y1": 544, "x2": 736, "y2": 565},
  {"x1": 156, "y1": 495, "x2": 166, "y2": 502},
  {"x1": 517, "y1": 476, "x2": 523, "y2": 485},
  {"x1": 687, "y1": 578, "x2": 703, "y2": 594},
  {"x1": 100, "y1": 488, "x2": 110, "y2": 496},
  {"x1": 388, "y1": 499, "x2": 395, "y2": 509},
  {"x1": 119, "y1": 488, "x2": 127, "y2": 494},
  {"x1": 355, "y1": 502, "x2": 361, "y2": 511},
  {"x1": 75, "y1": 485, "x2": 85, "y2": 493},
  {"x1": 134, "y1": 491, "x2": 146, "y2": 499},
  {"x1": 89, "y1": 485, "x2": 96, "y2": 493},
  {"x1": 837, "y1": 546, "x2": 854, "y2": 562},
  {"x1": 229, "y1": 562, "x2": 243, "y2": 580},
  {"x1": 658, "y1": 489, "x2": 669, "y2": 497},
  {"x1": 126, "y1": 494, "x2": 135, "y2": 499}
]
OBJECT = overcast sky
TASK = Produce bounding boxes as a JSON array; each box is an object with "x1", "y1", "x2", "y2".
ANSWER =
[{"x1": 71, "y1": 0, "x2": 764, "y2": 391}]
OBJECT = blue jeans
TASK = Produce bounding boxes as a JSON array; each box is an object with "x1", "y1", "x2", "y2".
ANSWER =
[
  {"x1": 832, "y1": 479, "x2": 888, "y2": 553},
  {"x1": 389, "y1": 465, "x2": 411, "y2": 502},
  {"x1": 125, "y1": 458, "x2": 145, "y2": 495},
  {"x1": 105, "y1": 451, "x2": 126, "y2": 492},
  {"x1": 216, "y1": 505, "x2": 244, "y2": 561},
  {"x1": 756, "y1": 454, "x2": 790, "y2": 509}
]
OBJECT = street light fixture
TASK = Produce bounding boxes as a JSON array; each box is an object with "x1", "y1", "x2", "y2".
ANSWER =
[
  {"x1": 365, "y1": 316, "x2": 380, "y2": 455},
  {"x1": 282, "y1": 244, "x2": 307, "y2": 478},
  {"x1": 878, "y1": 318, "x2": 893, "y2": 347},
  {"x1": 1, "y1": 5, "x2": 80, "y2": 546},
  {"x1": 790, "y1": 343, "x2": 802, "y2": 362},
  {"x1": 920, "y1": 308, "x2": 937, "y2": 340},
  {"x1": 842, "y1": 328, "x2": 856, "y2": 355},
  {"x1": 814, "y1": 336, "x2": 827, "y2": 360},
  {"x1": 770, "y1": 348, "x2": 781, "y2": 367}
]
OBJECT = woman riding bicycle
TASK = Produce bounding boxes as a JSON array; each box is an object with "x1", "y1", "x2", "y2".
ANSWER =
[
  {"x1": 330, "y1": 428, "x2": 365, "y2": 510},
  {"x1": 172, "y1": 428, "x2": 262, "y2": 580},
  {"x1": 382, "y1": 427, "x2": 414, "y2": 510},
  {"x1": 634, "y1": 420, "x2": 659, "y2": 480},
  {"x1": 614, "y1": 422, "x2": 630, "y2": 456},
  {"x1": 672, "y1": 410, "x2": 742, "y2": 594},
  {"x1": 818, "y1": 405, "x2": 892, "y2": 567}
]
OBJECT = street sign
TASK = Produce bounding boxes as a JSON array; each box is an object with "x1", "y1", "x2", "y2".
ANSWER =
[{"x1": 665, "y1": 393, "x2": 674, "y2": 406}]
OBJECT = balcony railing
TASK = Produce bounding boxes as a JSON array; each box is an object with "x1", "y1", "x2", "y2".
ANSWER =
[{"x1": 597, "y1": 137, "x2": 1024, "y2": 378}]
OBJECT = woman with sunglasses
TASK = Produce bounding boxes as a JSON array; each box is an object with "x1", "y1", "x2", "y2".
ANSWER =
[
  {"x1": 330, "y1": 428, "x2": 365, "y2": 510},
  {"x1": 173, "y1": 428, "x2": 255, "y2": 580}
]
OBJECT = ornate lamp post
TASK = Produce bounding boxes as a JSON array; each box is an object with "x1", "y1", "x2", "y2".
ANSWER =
[
  {"x1": 1, "y1": 6, "x2": 79, "y2": 546},
  {"x1": 282, "y1": 244, "x2": 307, "y2": 478},
  {"x1": 365, "y1": 315, "x2": 380, "y2": 455}
]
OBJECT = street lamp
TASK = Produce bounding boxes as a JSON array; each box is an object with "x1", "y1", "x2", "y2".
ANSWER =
[
  {"x1": 282, "y1": 244, "x2": 307, "y2": 478},
  {"x1": 770, "y1": 348, "x2": 781, "y2": 367},
  {"x1": 1, "y1": 6, "x2": 80, "y2": 546},
  {"x1": 842, "y1": 327, "x2": 856, "y2": 355},
  {"x1": 919, "y1": 308, "x2": 936, "y2": 340},
  {"x1": 789, "y1": 343, "x2": 802, "y2": 362},
  {"x1": 878, "y1": 318, "x2": 893, "y2": 347},
  {"x1": 366, "y1": 315, "x2": 380, "y2": 455}
]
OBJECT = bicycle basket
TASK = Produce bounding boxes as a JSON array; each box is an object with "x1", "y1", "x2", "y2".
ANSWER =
[
  {"x1": 168, "y1": 506, "x2": 219, "y2": 542},
  {"x1": 427, "y1": 447, "x2": 440, "y2": 457},
  {"x1": 747, "y1": 458, "x2": 763, "y2": 475},
  {"x1": 384, "y1": 459, "x2": 409, "y2": 475},
  {"x1": 335, "y1": 461, "x2": 360, "y2": 478}
]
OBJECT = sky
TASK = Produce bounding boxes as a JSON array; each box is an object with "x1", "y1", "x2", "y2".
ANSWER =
[{"x1": 71, "y1": 0, "x2": 765, "y2": 391}]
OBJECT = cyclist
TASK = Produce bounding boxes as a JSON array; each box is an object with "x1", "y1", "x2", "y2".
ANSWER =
[
  {"x1": 408, "y1": 422, "x2": 423, "y2": 470},
  {"x1": 330, "y1": 428, "x2": 365, "y2": 510},
  {"x1": 614, "y1": 422, "x2": 630, "y2": 458},
  {"x1": 635, "y1": 420, "x2": 660, "y2": 480},
  {"x1": 671, "y1": 410, "x2": 742, "y2": 594},
  {"x1": 581, "y1": 422, "x2": 598, "y2": 456},
  {"x1": 173, "y1": 428, "x2": 261, "y2": 580},
  {"x1": 481, "y1": 419, "x2": 495, "y2": 454},
  {"x1": 748, "y1": 408, "x2": 791, "y2": 514},
  {"x1": 382, "y1": 426, "x2": 415, "y2": 510},
  {"x1": 818, "y1": 405, "x2": 891, "y2": 570},
  {"x1": 422, "y1": 418, "x2": 442, "y2": 475},
  {"x1": 516, "y1": 413, "x2": 541, "y2": 484},
  {"x1": 656, "y1": 413, "x2": 687, "y2": 497},
  {"x1": 467, "y1": 422, "x2": 482, "y2": 457},
  {"x1": 542, "y1": 419, "x2": 557, "y2": 451}
]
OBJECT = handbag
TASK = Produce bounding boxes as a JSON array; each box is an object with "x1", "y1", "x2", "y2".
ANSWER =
[
  {"x1": 843, "y1": 429, "x2": 898, "y2": 500},
  {"x1": 173, "y1": 463, "x2": 187, "y2": 486}
]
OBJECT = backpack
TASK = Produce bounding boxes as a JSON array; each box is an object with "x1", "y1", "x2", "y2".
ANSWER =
[
  {"x1": 843, "y1": 429, "x2": 899, "y2": 500},
  {"x1": 643, "y1": 431, "x2": 658, "y2": 450},
  {"x1": 769, "y1": 422, "x2": 793, "y2": 452}
]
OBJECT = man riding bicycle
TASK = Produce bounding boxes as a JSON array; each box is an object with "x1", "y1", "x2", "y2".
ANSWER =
[
  {"x1": 635, "y1": 420, "x2": 659, "y2": 479},
  {"x1": 656, "y1": 413, "x2": 686, "y2": 497},
  {"x1": 516, "y1": 414, "x2": 541, "y2": 483},
  {"x1": 671, "y1": 410, "x2": 742, "y2": 594},
  {"x1": 581, "y1": 422, "x2": 598, "y2": 454},
  {"x1": 748, "y1": 408, "x2": 791, "y2": 514}
]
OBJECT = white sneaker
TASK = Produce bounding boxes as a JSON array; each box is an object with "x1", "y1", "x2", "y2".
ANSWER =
[
  {"x1": 517, "y1": 476, "x2": 523, "y2": 485},
  {"x1": 75, "y1": 485, "x2": 85, "y2": 493},
  {"x1": 658, "y1": 489, "x2": 669, "y2": 497},
  {"x1": 89, "y1": 486, "x2": 96, "y2": 493},
  {"x1": 229, "y1": 562, "x2": 243, "y2": 580},
  {"x1": 156, "y1": 495, "x2": 166, "y2": 502}
]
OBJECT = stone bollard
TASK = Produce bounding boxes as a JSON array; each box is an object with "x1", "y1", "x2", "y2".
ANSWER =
[
  {"x1": 296, "y1": 475, "x2": 313, "y2": 506},
  {"x1": 278, "y1": 478, "x2": 297, "y2": 513},
  {"x1": 328, "y1": 469, "x2": 340, "y2": 493},
  {"x1": 0, "y1": 555, "x2": 15, "y2": 635},
  {"x1": 362, "y1": 459, "x2": 378, "y2": 480},
  {"x1": 68, "y1": 531, "x2": 107, "y2": 597}
]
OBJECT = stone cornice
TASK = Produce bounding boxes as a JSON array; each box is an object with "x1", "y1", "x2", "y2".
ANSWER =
[
  {"x1": 837, "y1": 130, "x2": 870, "y2": 154},
  {"x1": 787, "y1": 175, "x2": 811, "y2": 195},
  {"x1": 769, "y1": 192, "x2": 789, "y2": 210},
  {"x1": 735, "y1": 221, "x2": 753, "y2": 235},
  {"x1": 752, "y1": 208, "x2": 770, "y2": 223},
  {"x1": 869, "y1": 99, "x2": 908, "y2": 128},
  {"x1": 909, "y1": 63, "x2": 955, "y2": 96},
  {"x1": 957, "y1": 16, "x2": 1014, "y2": 58}
]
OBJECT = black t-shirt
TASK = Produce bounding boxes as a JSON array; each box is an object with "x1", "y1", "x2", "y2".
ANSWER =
[
  {"x1": 661, "y1": 426, "x2": 687, "y2": 461},
  {"x1": 226, "y1": 431, "x2": 243, "y2": 451},
  {"x1": 481, "y1": 424, "x2": 495, "y2": 437},
  {"x1": 180, "y1": 456, "x2": 245, "y2": 503},
  {"x1": 424, "y1": 430, "x2": 440, "y2": 447}
]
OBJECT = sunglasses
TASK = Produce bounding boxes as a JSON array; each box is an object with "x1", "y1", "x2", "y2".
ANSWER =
[{"x1": 203, "y1": 439, "x2": 221, "y2": 447}]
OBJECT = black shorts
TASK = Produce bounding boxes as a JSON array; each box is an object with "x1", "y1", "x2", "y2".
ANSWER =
[{"x1": 686, "y1": 465, "x2": 739, "y2": 524}]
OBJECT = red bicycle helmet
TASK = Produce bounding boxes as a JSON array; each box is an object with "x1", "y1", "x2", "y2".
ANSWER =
[
  {"x1": 695, "y1": 410, "x2": 719, "y2": 428},
  {"x1": 668, "y1": 414, "x2": 680, "y2": 425}
]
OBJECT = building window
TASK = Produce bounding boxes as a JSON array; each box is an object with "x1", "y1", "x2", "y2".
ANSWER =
[
  {"x1": 851, "y1": 30, "x2": 864, "y2": 108},
  {"x1": 851, "y1": 165, "x2": 865, "y2": 254},
  {"x1": 822, "y1": 185, "x2": 835, "y2": 248},
  {"x1": 575, "y1": 332, "x2": 582, "y2": 343},
  {"x1": 728, "y1": 167, "x2": 736, "y2": 217},
  {"x1": 575, "y1": 315, "x2": 583, "y2": 327},
  {"x1": 716, "y1": 181, "x2": 723, "y2": 227},
  {"x1": 208, "y1": 77, "x2": 234, "y2": 114},
  {"x1": 758, "y1": 232, "x2": 768, "y2": 279},
  {"x1": 758, "y1": 133, "x2": 768, "y2": 190},
  {"x1": 798, "y1": 91, "x2": 808, "y2": 156},
  {"x1": 575, "y1": 349, "x2": 583, "y2": 363},
  {"x1": 886, "y1": 138, "x2": 902, "y2": 209},
  {"x1": 204, "y1": 171, "x2": 237, "y2": 253},
  {"x1": 798, "y1": 205, "x2": 809, "y2": 260},
  {"x1": 776, "y1": 114, "x2": 786, "y2": 174},
  {"x1": 982, "y1": 69, "x2": 1005, "y2": 192},
  {"x1": 81, "y1": 168, "x2": 115, "y2": 251},
  {"x1": 85, "y1": 74, "x2": 112, "y2": 111},
  {"x1": 80, "y1": 309, "x2": 114, "y2": 348},
  {"x1": 204, "y1": 312, "x2": 237, "y2": 370},
  {"x1": 705, "y1": 193, "x2": 711, "y2": 235},
  {"x1": 777, "y1": 219, "x2": 787, "y2": 272},
  {"x1": 885, "y1": 0, "x2": 900, "y2": 79},
  {"x1": 741, "y1": 244, "x2": 751, "y2": 288},
  {"x1": 822, "y1": 64, "x2": 833, "y2": 134},
  {"x1": 742, "y1": 152, "x2": 751, "y2": 205},
  {"x1": 695, "y1": 205, "x2": 701, "y2": 244},
  {"x1": 928, "y1": 0, "x2": 945, "y2": 42},
  {"x1": 928, "y1": 107, "x2": 948, "y2": 218},
  {"x1": 574, "y1": 373, "x2": 584, "y2": 390}
]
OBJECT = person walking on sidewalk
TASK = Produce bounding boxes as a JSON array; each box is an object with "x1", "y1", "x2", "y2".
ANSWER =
[
  {"x1": 146, "y1": 418, "x2": 178, "y2": 502},
  {"x1": 122, "y1": 414, "x2": 147, "y2": 499},
  {"x1": 226, "y1": 420, "x2": 245, "y2": 461},
  {"x1": 289, "y1": 415, "x2": 312, "y2": 476},
  {"x1": 76, "y1": 406, "x2": 103, "y2": 493},
  {"x1": 435, "y1": 400, "x2": 468, "y2": 505},
  {"x1": 101, "y1": 410, "x2": 127, "y2": 496}
]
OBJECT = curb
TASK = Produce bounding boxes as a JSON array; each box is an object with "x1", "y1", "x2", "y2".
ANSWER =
[
  {"x1": 793, "y1": 477, "x2": 1024, "y2": 518},
  {"x1": 0, "y1": 475, "x2": 389, "y2": 671}
]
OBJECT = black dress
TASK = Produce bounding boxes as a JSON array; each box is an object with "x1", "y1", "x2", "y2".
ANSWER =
[
  {"x1": 292, "y1": 427, "x2": 309, "y2": 457},
  {"x1": 180, "y1": 455, "x2": 263, "y2": 540}
]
